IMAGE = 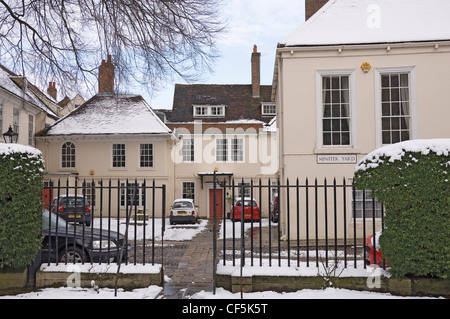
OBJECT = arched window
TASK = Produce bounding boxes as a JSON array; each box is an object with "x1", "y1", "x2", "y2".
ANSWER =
[{"x1": 61, "y1": 142, "x2": 76, "y2": 168}]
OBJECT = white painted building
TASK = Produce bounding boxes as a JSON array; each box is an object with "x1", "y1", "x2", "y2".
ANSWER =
[{"x1": 272, "y1": 0, "x2": 450, "y2": 239}]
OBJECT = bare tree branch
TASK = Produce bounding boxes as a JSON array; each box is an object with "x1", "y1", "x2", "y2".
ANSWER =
[{"x1": 0, "y1": 0, "x2": 226, "y2": 99}]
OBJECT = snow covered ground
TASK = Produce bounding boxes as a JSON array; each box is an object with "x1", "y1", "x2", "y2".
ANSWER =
[
  {"x1": 0, "y1": 219, "x2": 443, "y2": 299},
  {"x1": 90, "y1": 217, "x2": 266, "y2": 241},
  {"x1": 1, "y1": 285, "x2": 439, "y2": 299}
]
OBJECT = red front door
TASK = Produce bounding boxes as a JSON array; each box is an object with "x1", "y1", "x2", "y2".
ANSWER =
[
  {"x1": 42, "y1": 188, "x2": 53, "y2": 210},
  {"x1": 209, "y1": 189, "x2": 223, "y2": 218}
]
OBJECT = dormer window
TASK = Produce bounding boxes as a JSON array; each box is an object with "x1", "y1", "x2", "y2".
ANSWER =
[
  {"x1": 211, "y1": 106, "x2": 224, "y2": 116},
  {"x1": 262, "y1": 102, "x2": 276, "y2": 116},
  {"x1": 194, "y1": 106, "x2": 208, "y2": 116},
  {"x1": 193, "y1": 105, "x2": 226, "y2": 118}
]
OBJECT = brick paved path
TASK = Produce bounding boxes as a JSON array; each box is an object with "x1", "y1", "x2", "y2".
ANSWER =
[{"x1": 162, "y1": 220, "x2": 216, "y2": 299}]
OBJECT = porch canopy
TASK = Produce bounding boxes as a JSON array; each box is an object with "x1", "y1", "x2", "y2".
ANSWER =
[{"x1": 197, "y1": 172, "x2": 233, "y2": 189}]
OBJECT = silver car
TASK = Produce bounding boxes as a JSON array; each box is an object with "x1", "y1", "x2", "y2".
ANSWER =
[{"x1": 169, "y1": 199, "x2": 198, "y2": 225}]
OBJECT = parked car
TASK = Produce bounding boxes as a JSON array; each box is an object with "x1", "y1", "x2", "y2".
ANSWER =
[
  {"x1": 364, "y1": 230, "x2": 388, "y2": 268},
  {"x1": 51, "y1": 194, "x2": 92, "y2": 226},
  {"x1": 41, "y1": 209, "x2": 130, "y2": 264},
  {"x1": 230, "y1": 197, "x2": 261, "y2": 222},
  {"x1": 169, "y1": 199, "x2": 198, "y2": 225},
  {"x1": 271, "y1": 195, "x2": 279, "y2": 223}
]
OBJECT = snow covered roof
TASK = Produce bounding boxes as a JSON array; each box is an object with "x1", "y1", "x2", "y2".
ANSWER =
[
  {"x1": 281, "y1": 0, "x2": 450, "y2": 47},
  {"x1": 0, "y1": 65, "x2": 58, "y2": 118},
  {"x1": 41, "y1": 94, "x2": 172, "y2": 137},
  {"x1": 263, "y1": 116, "x2": 277, "y2": 133}
]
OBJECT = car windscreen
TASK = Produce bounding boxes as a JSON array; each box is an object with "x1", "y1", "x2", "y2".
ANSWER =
[
  {"x1": 42, "y1": 209, "x2": 69, "y2": 232},
  {"x1": 172, "y1": 201, "x2": 193, "y2": 209},
  {"x1": 56, "y1": 197, "x2": 88, "y2": 206}
]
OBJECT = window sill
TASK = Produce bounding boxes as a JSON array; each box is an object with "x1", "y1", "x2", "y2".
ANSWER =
[
  {"x1": 136, "y1": 167, "x2": 156, "y2": 171},
  {"x1": 59, "y1": 168, "x2": 78, "y2": 172},
  {"x1": 314, "y1": 147, "x2": 361, "y2": 155},
  {"x1": 109, "y1": 167, "x2": 127, "y2": 171}
]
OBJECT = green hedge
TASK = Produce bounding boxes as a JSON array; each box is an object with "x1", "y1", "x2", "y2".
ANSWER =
[
  {"x1": 355, "y1": 140, "x2": 450, "y2": 279},
  {"x1": 0, "y1": 144, "x2": 45, "y2": 269}
]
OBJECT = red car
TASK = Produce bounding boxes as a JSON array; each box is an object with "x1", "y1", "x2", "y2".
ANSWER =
[
  {"x1": 364, "y1": 230, "x2": 388, "y2": 268},
  {"x1": 230, "y1": 197, "x2": 261, "y2": 222}
]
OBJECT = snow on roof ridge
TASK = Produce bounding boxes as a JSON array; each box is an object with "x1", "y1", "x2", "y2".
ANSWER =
[
  {"x1": 281, "y1": 0, "x2": 450, "y2": 47},
  {"x1": 41, "y1": 93, "x2": 172, "y2": 136}
]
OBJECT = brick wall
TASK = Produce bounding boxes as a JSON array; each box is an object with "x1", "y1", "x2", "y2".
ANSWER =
[{"x1": 305, "y1": 0, "x2": 329, "y2": 21}]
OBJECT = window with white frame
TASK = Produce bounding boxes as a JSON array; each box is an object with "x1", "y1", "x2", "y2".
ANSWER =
[
  {"x1": 85, "y1": 181, "x2": 96, "y2": 206},
  {"x1": 262, "y1": 103, "x2": 276, "y2": 116},
  {"x1": 353, "y1": 189, "x2": 384, "y2": 219},
  {"x1": 120, "y1": 181, "x2": 145, "y2": 207},
  {"x1": 321, "y1": 75, "x2": 351, "y2": 146},
  {"x1": 13, "y1": 107, "x2": 19, "y2": 135},
  {"x1": 182, "y1": 138, "x2": 194, "y2": 162},
  {"x1": 112, "y1": 144, "x2": 126, "y2": 168},
  {"x1": 237, "y1": 182, "x2": 251, "y2": 198},
  {"x1": 194, "y1": 106, "x2": 207, "y2": 117},
  {"x1": 0, "y1": 101, "x2": 3, "y2": 134},
  {"x1": 216, "y1": 137, "x2": 244, "y2": 162},
  {"x1": 380, "y1": 73, "x2": 411, "y2": 144},
  {"x1": 61, "y1": 142, "x2": 76, "y2": 168},
  {"x1": 211, "y1": 106, "x2": 224, "y2": 116},
  {"x1": 182, "y1": 182, "x2": 195, "y2": 200},
  {"x1": 193, "y1": 105, "x2": 226, "y2": 118},
  {"x1": 216, "y1": 138, "x2": 228, "y2": 162},
  {"x1": 28, "y1": 115, "x2": 34, "y2": 146},
  {"x1": 139, "y1": 143, "x2": 153, "y2": 168},
  {"x1": 231, "y1": 138, "x2": 244, "y2": 162}
]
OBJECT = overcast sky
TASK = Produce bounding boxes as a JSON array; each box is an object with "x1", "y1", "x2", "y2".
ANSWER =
[{"x1": 146, "y1": 0, "x2": 306, "y2": 110}]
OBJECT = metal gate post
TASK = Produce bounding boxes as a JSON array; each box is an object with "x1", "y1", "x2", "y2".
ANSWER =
[
  {"x1": 161, "y1": 184, "x2": 166, "y2": 282},
  {"x1": 212, "y1": 170, "x2": 217, "y2": 295}
]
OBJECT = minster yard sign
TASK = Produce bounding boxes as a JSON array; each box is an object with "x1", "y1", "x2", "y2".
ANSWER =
[{"x1": 317, "y1": 154, "x2": 358, "y2": 164}]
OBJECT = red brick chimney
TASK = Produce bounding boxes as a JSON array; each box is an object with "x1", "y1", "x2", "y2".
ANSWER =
[
  {"x1": 47, "y1": 82, "x2": 57, "y2": 100},
  {"x1": 98, "y1": 55, "x2": 115, "y2": 94},
  {"x1": 305, "y1": 0, "x2": 329, "y2": 21},
  {"x1": 251, "y1": 45, "x2": 261, "y2": 98}
]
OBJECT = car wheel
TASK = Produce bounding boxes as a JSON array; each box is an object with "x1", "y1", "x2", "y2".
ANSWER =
[{"x1": 60, "y1": 246, "x2": 88, "y2": 263}]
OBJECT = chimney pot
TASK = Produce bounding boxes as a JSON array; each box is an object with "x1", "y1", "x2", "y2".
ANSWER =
[
  {"x1": 305, "y1": 0, "x2": 329, "y2": 21},
  {"x1": 47, "y1": 81, "x2": 57, "y2": 100},
  {"x1": 251, "y1": 45, "x2": 261, "y2": 98},
  {"x1": 98, "y1": 55, "x2": 115, "y2": 94}
]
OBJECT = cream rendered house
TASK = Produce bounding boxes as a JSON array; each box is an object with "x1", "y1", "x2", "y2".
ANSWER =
[
  {"x1": 0, "y1": 65, "x2": 59, "y2": 146},
  {"x1": 168, "y1": 120, "x2": 277, "y2": 219},
  {"x1": 36, "y1": 57, "x2": 174, "y2": 217},
  {"x1": 166, "y1": 46, "x2": 278, "y2": 219},
  {"x1": 272, "y1": 0, "x2": 450, "y2": 239}
]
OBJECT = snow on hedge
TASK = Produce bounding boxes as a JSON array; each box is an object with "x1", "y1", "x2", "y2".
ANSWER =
[
  {"x1": 355, "y1": 139, "x2": 450, "y2": 172},
  {"x1": 0, "y1": 143, "x2": 43, "y2": 159}
]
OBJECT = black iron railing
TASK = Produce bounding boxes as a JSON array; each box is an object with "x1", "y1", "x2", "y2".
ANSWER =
[
  {"x1": 41, "y1": 179, "x2": 166, "y2": 267},
  {"x1": 216, "y1": 178, "x2": 386, "y2": 270}
]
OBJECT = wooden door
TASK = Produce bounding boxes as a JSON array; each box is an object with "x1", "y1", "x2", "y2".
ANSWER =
[{"x1": 209, "y1": 189, "x2": 223, "y2": 218}]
